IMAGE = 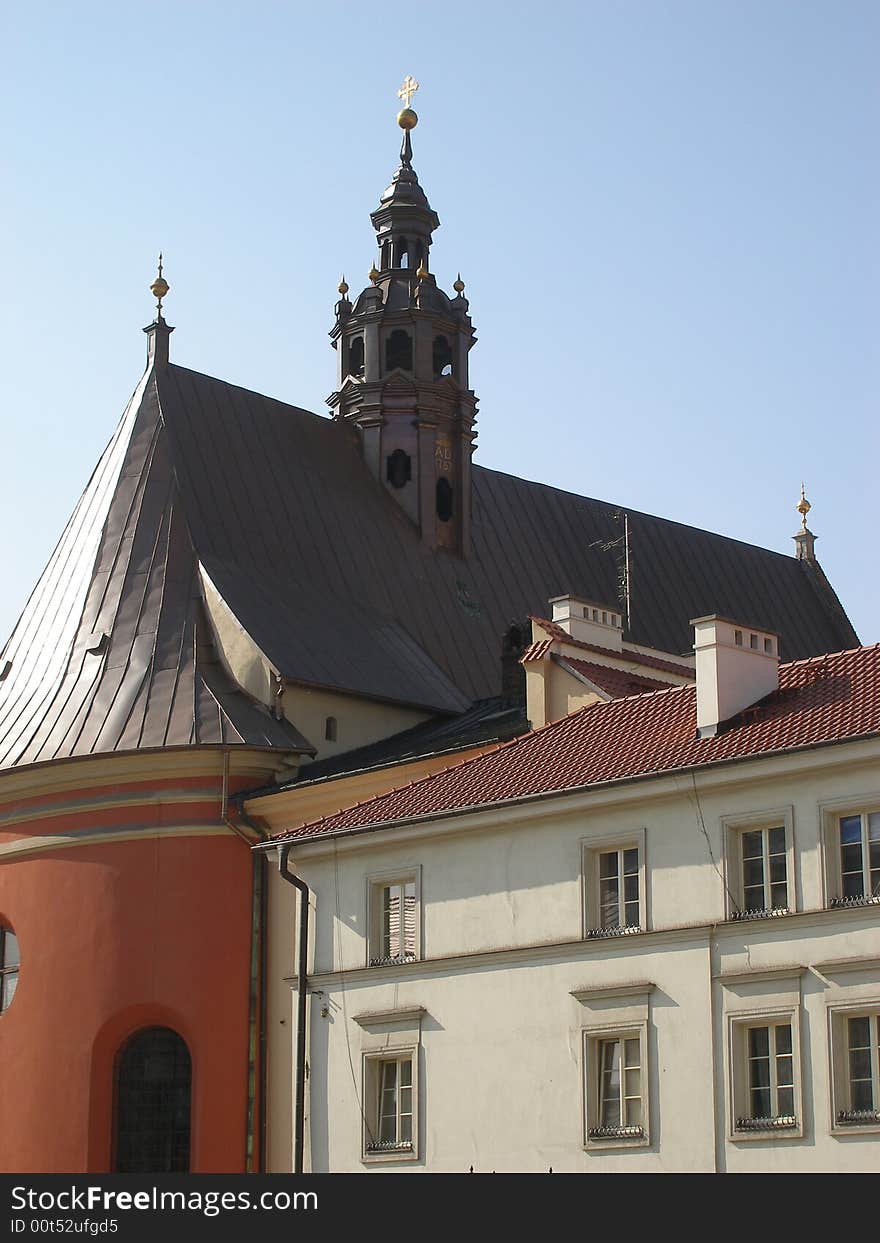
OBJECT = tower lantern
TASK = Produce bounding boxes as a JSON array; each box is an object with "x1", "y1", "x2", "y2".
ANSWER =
[{"x1": 327, "y1": 80, "x2": 478, "y2": 555}]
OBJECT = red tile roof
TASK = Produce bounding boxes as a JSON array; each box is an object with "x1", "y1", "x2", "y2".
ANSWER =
[
  {"x1": 268, "y1": 644, "x2": 880, "y2": 844},
  {"x1": 529, "y1": 617, "x2": 694, "y2": 678},
  {"x1": 560, "y1": 656, "x2": 674, "y2": 698}
]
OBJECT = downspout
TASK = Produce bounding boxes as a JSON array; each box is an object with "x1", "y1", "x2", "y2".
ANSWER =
[
  {"x1": 220, "y1": 753, "x2": 264, "y2": 1173},
  {"x1": 276, "y1": 843, "x2": 310, "y2": 1175}
]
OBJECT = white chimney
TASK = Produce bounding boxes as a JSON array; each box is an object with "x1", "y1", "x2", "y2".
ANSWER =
[
  {"x1": 549, "y1": 595, "x2": 623, "y2": 652},
  {"x1": 692, "y1": 615, "x2": 779, "y2": 738}
]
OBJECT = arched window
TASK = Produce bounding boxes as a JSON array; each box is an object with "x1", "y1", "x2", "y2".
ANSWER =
[
  {"x1": 324, "y1": 716, "x2": 337, "y2": 742},
  {"x1": 349, "y1": 337, "x2": 364, "y2": 378},
  {"x1": 385, "y1": 329, "x2": 413, "y2": 373},
  {"x1": 433, "y1": 335, "x2": 454, "y2": 378},
  {"x1": 436, "y1": 477, "x2": 454, "y2": 523},
  {"x1": 115, "y1": 1027, "x2": 191, "y2": 1173},
  {"x1": 0, "y1": 924, "x2": 19, "y2": 1012},
  {"x1": 397, "y1": 238, "x2": 410, "y2": 268},
  {"x1": 386, "y1": 449, "x2": 412, "y2": 490},
  {"x1": 381, "y1": 241, "x2": 391, "y2": 269}
]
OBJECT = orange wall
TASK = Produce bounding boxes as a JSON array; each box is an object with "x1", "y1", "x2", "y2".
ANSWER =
[{"x1": 0, "y1": 828, "x2": 255, "y2": 1173}]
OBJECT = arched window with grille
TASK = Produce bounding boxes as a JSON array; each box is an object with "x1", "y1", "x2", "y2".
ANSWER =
[{"x1": 114, "y1": 1027, "x2": 191, "y2": 1173}]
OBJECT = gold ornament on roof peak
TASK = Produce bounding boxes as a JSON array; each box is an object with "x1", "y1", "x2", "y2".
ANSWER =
[
  {"x1": 397, "y1": 74, "x2": 419, "y2": 129},
  {"x1": 338, "y1": 275, "x2": 349, "y2": 296},
  {"x1": 453, "y1": 273, "x2": 465, "y2": 294},
  {"x1": 368, "y1": 263, "x2": 380, "y2": 285},
  {"x1": 150, "y1": 253, "x2": 169, "y2": 316},
  {"x1": 416, "y1": 259, "x2": 429, "y2": 280},
  {"x1": 796, "y1": 482, "x2": 812, "y2": 529}
]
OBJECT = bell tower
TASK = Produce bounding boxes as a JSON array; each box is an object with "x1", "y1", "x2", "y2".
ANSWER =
[{"x1": 327, "y1": 79, "x2": 478, "y2": 555}]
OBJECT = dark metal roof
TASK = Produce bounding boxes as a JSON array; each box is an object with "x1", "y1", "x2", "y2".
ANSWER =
[
  {"x1": 0, "y1": 372, "x2": 311, "y2": 769},
  {"x1": 0, "y1": 358, "x2": 858, "y2": 771}
]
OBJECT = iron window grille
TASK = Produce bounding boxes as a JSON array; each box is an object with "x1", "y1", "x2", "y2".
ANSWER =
[{"x1": 834, "y1": 813, "x2": 880, "y2": 905}]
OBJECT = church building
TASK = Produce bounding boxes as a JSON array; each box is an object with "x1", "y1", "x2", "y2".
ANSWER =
[{"x1": 0, "y1": 85, "x2": 862, "y2": 1174}]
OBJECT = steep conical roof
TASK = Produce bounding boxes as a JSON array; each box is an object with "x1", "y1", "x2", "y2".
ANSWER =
[{"x1": 0, "y1": 366, "x2": 312, "y2": 769}]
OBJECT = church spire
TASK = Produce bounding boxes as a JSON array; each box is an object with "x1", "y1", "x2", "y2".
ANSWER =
[
  {"x1": 327, "y1": 82, "x2": 478, "y2": 554},
  {"x1": 143, "y1": 253, "x2": 174, "y2": 368}
]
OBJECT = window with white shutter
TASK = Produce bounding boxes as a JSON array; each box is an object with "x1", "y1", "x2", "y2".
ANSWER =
[{"x1": 368, "y1": 870, "x2": 420, "y2": 967}]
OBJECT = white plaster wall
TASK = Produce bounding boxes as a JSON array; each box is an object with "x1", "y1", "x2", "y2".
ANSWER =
[{"x1": 267, "y1": 743, "x2": 880, "y2": 1171}]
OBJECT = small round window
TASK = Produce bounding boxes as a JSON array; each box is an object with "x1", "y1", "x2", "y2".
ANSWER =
[{"x1": 0, "y1": 924, "x2": 20, "y2": 1013}]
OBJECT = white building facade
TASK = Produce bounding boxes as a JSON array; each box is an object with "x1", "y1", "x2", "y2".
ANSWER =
[{"x1": 262, "y1": 639, "x2": 880, "y2": 1173}]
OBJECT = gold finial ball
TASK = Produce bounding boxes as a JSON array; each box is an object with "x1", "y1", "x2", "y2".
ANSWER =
[
  {"x1": 397, "y1": 107, "x2": 418, "y2": 130},
  {"x1": 338, "y1": 276, "x2": 349, "y2": 296},
  {"x1": 368, "y1": 263, "x2": 380, "y2": 284},
  {"x1": 453, "y1": 274, "x2": 465, "y2": 294},
  {"x1": 151, "y1": 276, "x2": 169, "y2": 301},
  {"x1": 416, "y1": 261, "x2": 429, "y2": 280}
]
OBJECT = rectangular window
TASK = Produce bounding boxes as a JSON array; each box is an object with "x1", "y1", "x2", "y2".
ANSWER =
[
  {"x1": 723, "y1": 810, "x2": 795, "y2": 921},
  {"x1": 834, "y1": 813, "x2": 880, "y2": 906},
  {"x1": 363, "y1": 1052, "x2": 418, "y2": 1158},
  {"x1": 584, "y1": 1025, "x2": 648, "y2": 1146},
  {"x1": 583, "y1": 833, "x2": 646, "y2": 938},
  {"x1": 738, "y1": 825, "x2": 788, "y2": 917},
  {"x1": 367, "y1": 871, "x2": 419, "y2": 967},
  {"x1": 840, "y1": 1014, "x2": 880, "y2": 1125},
  {"x1": 737, "y1": 1022, "x2": 796, "y2": 1130},
  {"x1": 598, "y1": 1036, "x2": 642, "y2": 1131},
  {"x1": 728, "y1": 1008, "x2": 802, "y2": 1139}
]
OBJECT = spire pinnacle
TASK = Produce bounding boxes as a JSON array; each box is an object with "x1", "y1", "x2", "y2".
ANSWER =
[
  {"x1": 150, "y1": 253, "x2": 169, "y2": 319},
  {"x1": 796, "y1": 481, "x2": 812, "y2": 531},
  {"x1": 338, "y1": 275, "x2": 349, "y2": 297}
]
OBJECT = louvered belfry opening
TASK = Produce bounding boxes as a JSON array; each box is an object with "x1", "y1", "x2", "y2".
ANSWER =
[{"x1": 114, "y1": 1027, "x2": 191, "y2": 1173}]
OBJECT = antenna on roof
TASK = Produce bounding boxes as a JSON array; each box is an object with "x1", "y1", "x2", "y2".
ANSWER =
[{"x1": 588, "y1": 512, "x2": 632, "y2": 633}]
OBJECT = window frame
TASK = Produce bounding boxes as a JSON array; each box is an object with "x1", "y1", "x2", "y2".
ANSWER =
[
  {"x1": 581, "y1": 1019, "x2": 650, "y2": 1150},
  {"x1": 581, "y1": 828, "x2": 647, "y2": 939},
  {"x1": 726, "y1": 1005, "x2": 804, "y2": 1142},
  {"x1": 819, "y1": 795, "x2": 880, "y2": 910},
  {"x1": 722, "y1": 807, "x2": 796, "y2": 921},
  {"x1": 361, "y1": 1046, "x2": 420, "y2": 1163},
  {"x1": 828, "y1": 1002, "x2": 880, "y2": 1135},
  {"x1": 366, "y1": 866, "x2": 421, "y2": 969},
  {"x1": 0, "y1": 924, "x2": 20, "y2": 1014}
]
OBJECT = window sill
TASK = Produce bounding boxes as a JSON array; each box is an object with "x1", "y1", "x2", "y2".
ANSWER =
[
  {"x1": 832, "y1": 1110, "x2": 880, "y2": 1135},
  {"x1": 585, "y1": 925, "x2": 642, "y2": 940},
  {"x1": 829, "y1": 895, "x2": 880, "y2": 910},
  {"x1": 735, "y1": 1115, "x2": 798, "y2": 1133},
  {"x1": 585, "y1": 1126, "x2": 649, "y2": 1151},
  {"x1": 730, "y1": 907, "x2": 791, "y2": 922},
  {"x1": 362, "y1": 1143, "x2": 418, "y2": 1164}
]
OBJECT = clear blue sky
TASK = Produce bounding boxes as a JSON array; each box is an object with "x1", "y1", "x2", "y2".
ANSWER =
[{"x1": 2, "y1": 1, "x2": 877, "y2": 645}]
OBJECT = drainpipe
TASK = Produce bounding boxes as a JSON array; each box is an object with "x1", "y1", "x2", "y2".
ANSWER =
[
  {"x1": 277, "y1": 843, "x2": 310, "y2": 1175},
  {"x1": 221, "y1": 757, "x2": 265, "y2": 1173}
]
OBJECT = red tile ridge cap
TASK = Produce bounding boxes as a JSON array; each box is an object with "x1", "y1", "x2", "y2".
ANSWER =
[{"x1": 528, "y1": 616, "x2": 694, "y2": 677}]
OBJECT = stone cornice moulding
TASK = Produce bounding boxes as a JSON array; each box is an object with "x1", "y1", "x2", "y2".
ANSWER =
[
  {"x1": 353, "y1": 1006, "x2": 427, "y2": 1028},
  {"x1": 715, "y1": 965, "x2": 807, "y2": 986},
  {"x1": 571, "y1": 982, "x2": 657, "y2": 1003}
]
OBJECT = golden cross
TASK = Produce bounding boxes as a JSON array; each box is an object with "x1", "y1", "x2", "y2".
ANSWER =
[{"x1": 397, "y1": 75, "x2": 419, "y2": 108}]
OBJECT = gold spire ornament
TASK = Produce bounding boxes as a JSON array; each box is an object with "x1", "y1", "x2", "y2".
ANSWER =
[
  {"x1": 397, "y1": 74, "x2": 419, "y2": 130},
  {"x1": 368, "y1": 263, "x2": 380, "y2": 285},
  {"x1": 796, "y1": 482, "x2": 812, "y2": 530},
  {"x1": 453, "y1": 273, "x2": 465, "y2": 294},
  {"x1": 150, "y1": 253, "x2": 169, "y2": 317},
  {"x1": 338, "y1": 275, "x2": 349, "y2": 297},
  {"x1": 416, "y1": 259, "x2": 429, "y2": 280}
]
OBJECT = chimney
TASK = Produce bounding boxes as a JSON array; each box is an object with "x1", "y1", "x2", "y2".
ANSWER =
[
  {"x1": 549, "y1": 595, "x2": 623, "y2": 652},
  {"x1": 691, "y1": 615, "x2": 779, "y2": 739}
]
